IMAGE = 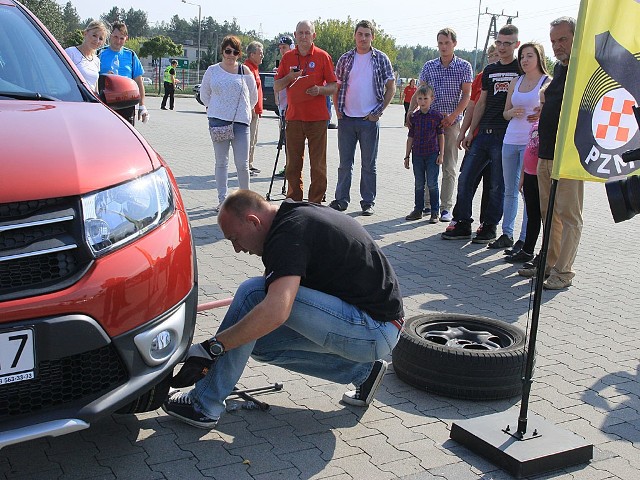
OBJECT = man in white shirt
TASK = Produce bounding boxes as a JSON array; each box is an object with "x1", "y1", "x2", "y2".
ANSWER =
[{"x1": 329, "y1": 20, "x2": 395, "y2": 216}]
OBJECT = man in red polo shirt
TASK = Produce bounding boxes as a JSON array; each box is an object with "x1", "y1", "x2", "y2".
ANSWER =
[
  {"x1": 275, "y1": 20, "x2": 337, "y2": 203},
  {"x1": 244, "y1": 41, "x2": 264, "y2": 176}
]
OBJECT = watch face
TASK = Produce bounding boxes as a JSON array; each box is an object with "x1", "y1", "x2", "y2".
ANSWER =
[{"x1": 209, "y1": 340, "x2": 224, "y2": 356}]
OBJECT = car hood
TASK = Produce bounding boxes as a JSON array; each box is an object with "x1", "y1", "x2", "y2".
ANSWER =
[{"x1": 1, "y1": 100, "x2": 157, "y2": 202}]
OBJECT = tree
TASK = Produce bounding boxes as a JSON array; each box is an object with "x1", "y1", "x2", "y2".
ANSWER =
[
  {"x1": 124, "y1": 8, "x2": 149, "y2": 38},
  {"x1": 22, "y1": 0, "x2": 64, "y2": 40},
  {"x1": 62, "y1": 29, "x2": 83, "y2": 49},
  {"x1": 124, "y1": 37, "x2": 144, "y2": 54},
  {"x1": 101, "y1": 7, "x2": 124, "y2": 26},
  {"x1": 313, "y1": 18, "x2": 397, "y2": 65},
  {"x1": 140, "y1": 36, "x2": 183, "y2": 90},
  {"x1": 62, "y1": 1, "x2": 81, "y2": 33},
  {"x1": 167, "y1": 14, "x2": 191, "y2": 43}
]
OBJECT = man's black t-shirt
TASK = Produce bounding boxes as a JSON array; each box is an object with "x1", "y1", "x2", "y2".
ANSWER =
[
  {"x1": 262, "y1": 200, "x2": 404, "y2": 322},
  {"x1": 480, "y1": 59, "x2": 520, "y2": 130},
  {"x1": 538, "y1": 62, "x2": 568, "y2": 160}
]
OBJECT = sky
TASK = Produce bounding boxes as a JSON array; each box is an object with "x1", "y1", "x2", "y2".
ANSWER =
[{"x1": 61, "y1": 0, "x2": 581, "y2": 56}]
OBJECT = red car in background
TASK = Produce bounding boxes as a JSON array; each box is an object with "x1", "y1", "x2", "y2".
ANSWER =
[{"x1": 0, "y1": 1, "x2": 197, "y2": 448}]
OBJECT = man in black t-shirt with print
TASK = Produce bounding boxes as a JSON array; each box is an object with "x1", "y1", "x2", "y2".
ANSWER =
[
  {"x1": 162, "y1": 190, "x2": 404, "y2": 429},
  {"x1": 442, "y1": 24, "x2": 520, "y2": 243}
]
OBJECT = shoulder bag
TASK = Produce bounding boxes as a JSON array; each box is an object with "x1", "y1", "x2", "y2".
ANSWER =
[{"x1": 209, "y1": 65, "x2": 245, "y2": 143}]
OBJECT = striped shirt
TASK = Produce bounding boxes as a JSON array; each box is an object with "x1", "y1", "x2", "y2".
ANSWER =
[
  {"x1": 419, "y1": 56, "x2": 473, "y2": 123},
  {"x1": 335, "y1": 47, "x2": 395, "y2": 117}
]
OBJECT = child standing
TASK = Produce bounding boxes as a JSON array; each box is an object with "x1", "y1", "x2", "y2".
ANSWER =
[{"x1": 404, "y1": 85, "x2": 445, "y2": 223}]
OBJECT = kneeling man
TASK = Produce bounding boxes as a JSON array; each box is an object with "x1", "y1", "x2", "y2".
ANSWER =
[{"x1": 163, "y1": 190, "x2": 404, "y2": 428}]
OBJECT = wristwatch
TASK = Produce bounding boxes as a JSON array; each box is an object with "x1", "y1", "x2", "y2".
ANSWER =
[{"x1": 207, "y1": 337, "x2": 226, "y2": 357}]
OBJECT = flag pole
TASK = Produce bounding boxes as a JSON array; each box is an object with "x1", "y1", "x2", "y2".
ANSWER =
[{"x1": 516, "y1": 179, "x2": 557, "y2": 435}]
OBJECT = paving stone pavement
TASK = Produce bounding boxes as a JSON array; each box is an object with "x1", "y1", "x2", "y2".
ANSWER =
[{"x1": 2, "y1": 96, "x2": 640, "y2": 479}]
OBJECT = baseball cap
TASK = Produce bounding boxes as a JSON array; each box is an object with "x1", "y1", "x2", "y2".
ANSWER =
[{"x1": 278, "y1": 35, "x2": 294, "y2": 46}]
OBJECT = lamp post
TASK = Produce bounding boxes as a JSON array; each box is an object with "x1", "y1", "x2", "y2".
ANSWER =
[{"x1": 182, "y1": 0, "x2": 201, "y2": 84}]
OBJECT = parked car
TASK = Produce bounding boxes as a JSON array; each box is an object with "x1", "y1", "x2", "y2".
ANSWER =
[
  {"x1": 194, "y1": 71, "x2": 278, "y2": 113},
  {"x1": 0, "y1": 0, "x2": 198, "y2": 449},
  {"x1": 259, "y1": 72, "x2": 278, "y2": 113},
  {"x1": 193, "y1": 82, "x2": 202, "y2": 105},
  {"x1": 141, "y1": 76, "x2": 153, "y2": 85}
]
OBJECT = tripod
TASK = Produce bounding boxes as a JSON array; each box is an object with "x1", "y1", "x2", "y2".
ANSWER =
[{"x1": 266, "y1": 112, "x2": 287, "y2": 201}]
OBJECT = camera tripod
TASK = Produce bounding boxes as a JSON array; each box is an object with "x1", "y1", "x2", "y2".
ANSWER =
[{"x1": 266, "y1": 113, "x2": 287, "y2": 201}]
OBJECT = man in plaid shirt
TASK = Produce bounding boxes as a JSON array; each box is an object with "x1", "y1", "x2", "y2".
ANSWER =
[
  {"x1": 329, "y1": 20, "x2": 396, "y2": 216},
  {"x1": 407, "y1": 28, "x2": 472, "y2": 223}
]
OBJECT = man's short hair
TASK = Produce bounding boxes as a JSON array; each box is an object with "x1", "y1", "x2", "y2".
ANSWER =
[
  {"x1": 296, "y1": 20, "x2": 315, "y2": 34},
  {"x1": 416, "y1": 84, "x2": 434, "y2": 97},
  {"x1": 498, "y1": 24, "x2": 518, "y2": 37},
  {"x1": 222, "y1": 190, "x2": 267, "y2": 218},
  {"x1": 246, "y1": 41, "x2": 263, "y2": 55},
  {"x1": 550, "y1": 16, "x2": 576, "y2": 34},
  {"x1": 111, "y1": 22, "x2": 128, "y2": 37},
  {"x1": 437, "y1": 28, "x2": 457, "y2": 43},
  {"x1": 355, "y1": 20, "x2": 375, "y2": 36}
]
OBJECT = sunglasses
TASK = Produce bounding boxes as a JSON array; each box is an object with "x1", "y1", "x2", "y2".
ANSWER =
[
  {"x1": 494, "y1": 40, "x2": 516, "y2": 47},
  {"x1": 224, "y1": 48, "x2": 240, "y2": 56}
]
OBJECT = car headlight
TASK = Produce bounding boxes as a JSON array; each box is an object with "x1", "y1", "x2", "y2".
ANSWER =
[{"x1": 81, "y1": 167, "x2": 175, "y2": 256}]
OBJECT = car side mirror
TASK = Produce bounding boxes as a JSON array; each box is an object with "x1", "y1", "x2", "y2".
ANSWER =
[{"x1": 98, "y1": 74, "x2": 140, "y2": 110}]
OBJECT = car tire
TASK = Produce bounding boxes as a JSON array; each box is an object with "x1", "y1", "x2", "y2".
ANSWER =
[
  {"x1": 195, "y1": 93, "x2": 203, "y2": 106},
  {"x1": 392, "y1": 313, "x2": 528, "y2": 400},
  {"x1": 114, "y1": 373, "x2": 171, "y2": 414}
]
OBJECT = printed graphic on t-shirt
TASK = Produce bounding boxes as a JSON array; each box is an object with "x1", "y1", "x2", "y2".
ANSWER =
[{"x1": 489, "y1": 72, "x2": 518, "y2": 95}]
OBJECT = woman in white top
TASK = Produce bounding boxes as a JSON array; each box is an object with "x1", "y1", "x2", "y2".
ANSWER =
[
  {"x1": 64, "y1": 20, "x2": 108, "y2": 91},
  {"x1": 200, "y1": 35, "x2": 258, "y2": 211},
  {"x1": 499, "y1": 42, "x2": 551, "y2": 252}
]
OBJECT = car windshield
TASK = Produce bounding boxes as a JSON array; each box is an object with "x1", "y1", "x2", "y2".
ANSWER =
[{"x1": 0, "y1": 4, "x2": 84, "y2": 102}]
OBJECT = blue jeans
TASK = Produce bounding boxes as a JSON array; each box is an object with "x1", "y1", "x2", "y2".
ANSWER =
[
  {"x1": 501, "y1": 143, "x2": 528, "y2": 240},
  {"x1": 452, "y1": 130, "x2": 505, "y2": 225},
  {"x1": 412, "y1": 153, "x2": 440, "y2": 214},
  {"x1": 189, "y1": 277, "x2": 401, "y2": 419},
  {"x1": 334, "y1": 116, "x2": 379, "y2": 208},
  {"x1": 209, "y1": 117, "x2": 250, "y2": 204}
]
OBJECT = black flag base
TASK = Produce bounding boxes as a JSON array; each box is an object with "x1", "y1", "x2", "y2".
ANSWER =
[{"x1": 450, "y1": 408, "x2": 593, "y2": 479}]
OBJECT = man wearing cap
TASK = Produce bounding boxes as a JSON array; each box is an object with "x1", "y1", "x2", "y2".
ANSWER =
[
  {"x1": 274, "y1": 20, "x2": 338, "y2": 203},
  {"x1": 274, "y1": 35, "x2": 294, "y2": 178},
  {"x1": 329, "y1": 20, "x2": 395, "y2": 216},
  {"x1": 245, "y1": 41, "x2": 264, "y2": 176},
  {"x1": 275, "y1": 35, "x2": 294, "y2": 116}
]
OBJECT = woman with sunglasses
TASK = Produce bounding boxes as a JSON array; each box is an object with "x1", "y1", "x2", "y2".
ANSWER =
[{"x1": 200, "y1": 35, "x2": 258, "y2": 212}]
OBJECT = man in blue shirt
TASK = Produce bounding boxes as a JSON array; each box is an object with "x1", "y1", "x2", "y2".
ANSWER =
[
  {"x1": 99, "y1": 22, "x2": 148, "y2": 125},
  {"x1": 329, "y1": 20, "x2": 396, "y2": 216}
]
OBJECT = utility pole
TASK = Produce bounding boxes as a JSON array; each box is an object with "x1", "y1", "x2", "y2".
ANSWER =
[{"x1": 477, "y1": 9, "x2": 519, "y2": 72}]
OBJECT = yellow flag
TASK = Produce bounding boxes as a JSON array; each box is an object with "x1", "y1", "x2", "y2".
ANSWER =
[{"x1": 553, "y1": 0, "x2": 640, "y2": 181}]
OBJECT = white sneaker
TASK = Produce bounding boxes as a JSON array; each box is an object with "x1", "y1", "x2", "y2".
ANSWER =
[{"x1": 440, "y1": 210, "x2": 453, "y2": 222}]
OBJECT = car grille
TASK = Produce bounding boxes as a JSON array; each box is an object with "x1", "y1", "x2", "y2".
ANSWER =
[
  {"x1": 0, "y1": 197, "x2": 93, "y2": 301},
  {"x1": 0, "y1": 344, "x2": 128, "y2": 419}
]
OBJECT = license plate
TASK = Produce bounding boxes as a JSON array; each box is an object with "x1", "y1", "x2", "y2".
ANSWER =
[{"x1": 0, "y1": 328, "x2": 35, "y2": 385}]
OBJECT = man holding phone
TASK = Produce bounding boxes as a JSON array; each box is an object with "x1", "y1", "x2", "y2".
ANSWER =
[{"x1": 275, "y1": 20, "x2": 337, "y2": 204}]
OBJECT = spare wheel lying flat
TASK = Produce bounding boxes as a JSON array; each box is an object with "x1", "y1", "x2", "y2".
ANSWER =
[{"x1": 392, "y1": 313, "x2": 528, "y2": 400}]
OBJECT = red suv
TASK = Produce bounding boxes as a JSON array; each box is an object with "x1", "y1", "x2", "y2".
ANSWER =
[{"x1": 0, "y1": 1, "x2": 197, "y2": 448}]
